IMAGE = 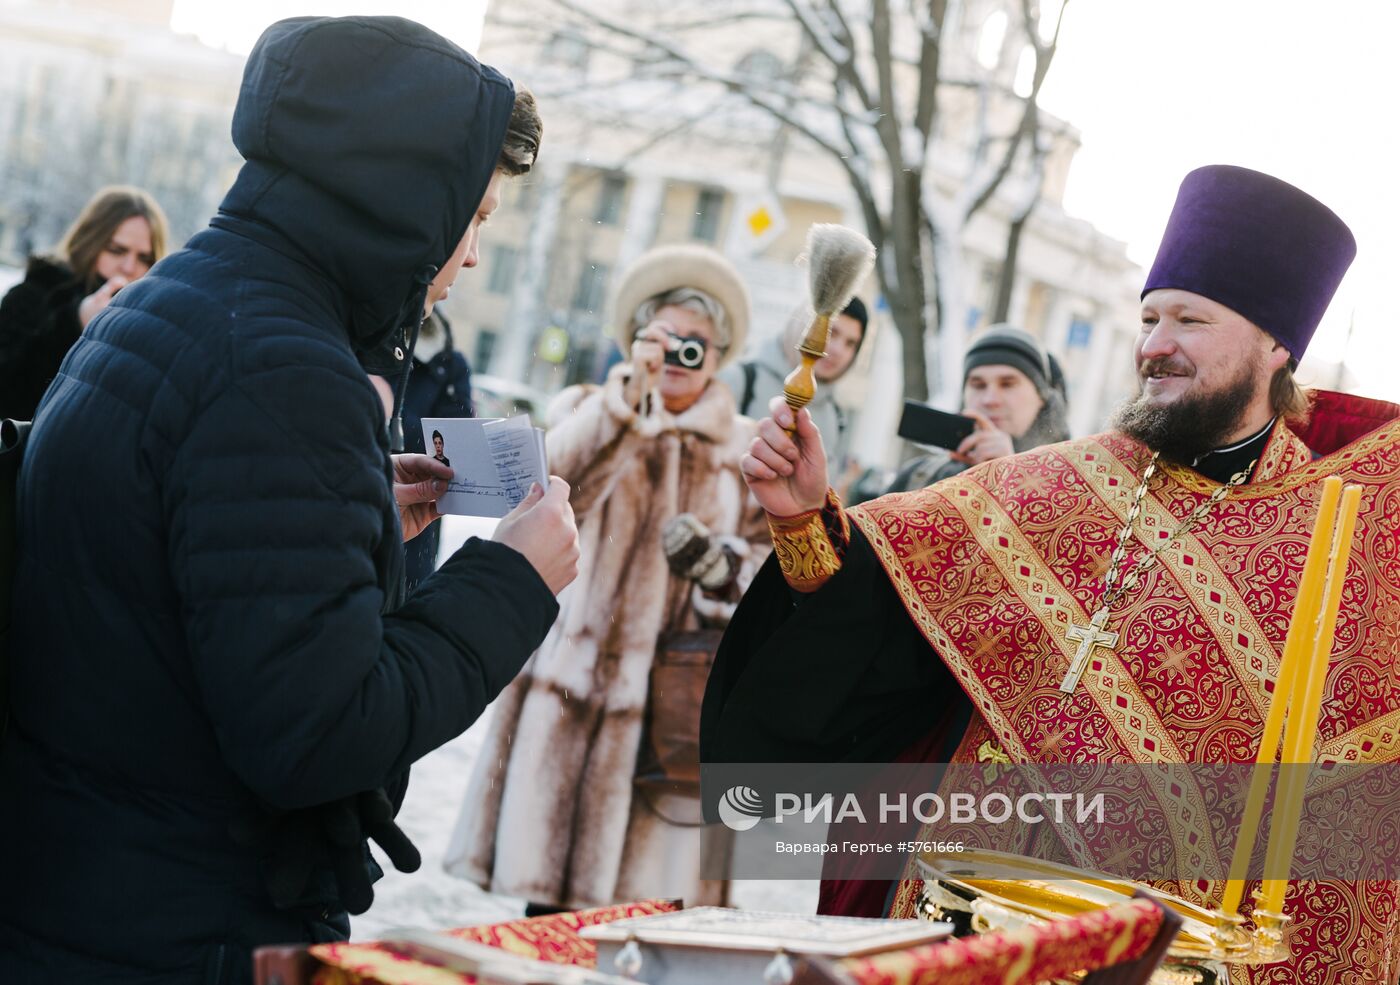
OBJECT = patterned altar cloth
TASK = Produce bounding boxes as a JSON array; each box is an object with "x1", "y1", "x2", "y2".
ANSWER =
[
  {"x1": 305, "y1": 896, "x2": 1168, "y2": 985},
  {"x1": 826, "y1": 897, "x2": 1165, "y2": 985},
  {"x1": 309, "y1": 899, "x2": 680, "y2": 985}
]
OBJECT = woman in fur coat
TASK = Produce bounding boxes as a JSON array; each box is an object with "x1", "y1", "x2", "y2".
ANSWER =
[
  {"x1": 447, "y1": 244, "x2": 770, "y2": 911},
  {"x1": 0, "y1": 186, "x2": 168, "y2": 421}
]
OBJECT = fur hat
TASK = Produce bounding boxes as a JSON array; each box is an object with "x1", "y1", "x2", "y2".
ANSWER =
[{"x1": 610, "y1": 244, "x2": 750, "y2": 368}]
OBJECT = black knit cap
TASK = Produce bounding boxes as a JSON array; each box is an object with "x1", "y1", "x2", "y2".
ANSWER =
[
  {"x1": 842, "y1": 296, "x2": 869, "y2": 355},
  {"x1": 963, "y1": 324, "x2": 1053, "y2": 393}
]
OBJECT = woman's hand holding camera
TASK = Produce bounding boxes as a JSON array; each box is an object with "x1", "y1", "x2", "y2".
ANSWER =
[
  {"x1": 632, "y1": 321, "x2": 671, "y2": 372},
  {"x1": 623, "y1": 321, "x2": 673, "y2": 409}
]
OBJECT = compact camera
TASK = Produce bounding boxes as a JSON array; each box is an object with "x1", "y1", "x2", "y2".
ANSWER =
[
  {"x1": 635, "y1": 328, "x2": 709, "y2": 370},
  {"x1": 664, "y1": 335, "x2": 708, "y2": 369}
]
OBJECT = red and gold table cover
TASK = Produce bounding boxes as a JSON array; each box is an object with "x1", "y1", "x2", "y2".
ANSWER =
[
  {"x1": 309, "y1": 899, "x2": 680, "y2": 985},
  {"x1": 831, "y1": 897, "x2": 1164, "y2": 985}
]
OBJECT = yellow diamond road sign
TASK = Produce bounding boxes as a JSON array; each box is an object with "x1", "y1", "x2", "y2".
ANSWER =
[
  {"x1": 727, "y1": 192, "x2": 786, "y2": 258},
  {"x1": 747, "y1": 206, "x2": 773, "y2": 237}
]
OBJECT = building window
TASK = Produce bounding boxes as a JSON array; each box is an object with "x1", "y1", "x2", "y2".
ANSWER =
[
  {"x1": 692, "y1": 188, "x2": 725, "y2": 242},
  {"x1": 1066, "y1": 317, "x2": 1094, "y2": 349},
  {"x1": 487, "y1": 245, "x2": 519, "y2": 295},
  {"x1": 594, "y1": 174, "x2": 626, "y2": 224},
  {"x1": 735, "y1": 49, "x2": 783, "y2": 81},
  {"x1": 572, "y1": 262, "x2": 610, "y2": 313},
  {"x1": 545, "y1": 32, "x2": 590, "y2": 73},
  {"x1": 475, "y1": 329, "x2": 498, "y2": 372},
  {"x1": 976, "y1": 10, "x2": 1009, "y2": 69}
]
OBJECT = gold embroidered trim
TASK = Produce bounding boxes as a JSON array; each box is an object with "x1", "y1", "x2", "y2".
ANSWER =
[
  {"x1": 1163, "y1": 416, "x2": 1400, "y2": 497},
  {"x1": 1060, "y1": 440, "x2": 1281, "y2": 722},
  {"x1": 769, "y1": 489, "x2": 848, "y2": 593}
]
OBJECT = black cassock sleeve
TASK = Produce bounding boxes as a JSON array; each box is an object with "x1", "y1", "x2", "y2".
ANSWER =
[{"x1": 701, "y1": 525, "x2": 971, "y2": 765}]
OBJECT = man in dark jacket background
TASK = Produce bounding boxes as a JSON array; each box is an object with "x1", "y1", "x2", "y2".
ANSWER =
[{"x1": 0, "y1": 16, "x2": 578, "y2": 984}]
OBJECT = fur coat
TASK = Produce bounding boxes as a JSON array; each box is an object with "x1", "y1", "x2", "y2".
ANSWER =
[{"x1": 446, "y1": 365, "x2": 770, "y2": 908}]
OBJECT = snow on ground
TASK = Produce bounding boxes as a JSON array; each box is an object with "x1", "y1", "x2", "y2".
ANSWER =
[{"x1": 351, "y1": 516, "x2": 817, "y2": 939}]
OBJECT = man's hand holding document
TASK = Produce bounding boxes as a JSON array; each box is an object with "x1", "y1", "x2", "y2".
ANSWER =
[{"x1": 421, "y1": 415, "x2": 548, "y2": 518}]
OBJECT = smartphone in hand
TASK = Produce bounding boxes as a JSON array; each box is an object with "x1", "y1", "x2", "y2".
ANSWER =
[{"x1": 897, "y1": 401, "x2": 977, "y2": 451}]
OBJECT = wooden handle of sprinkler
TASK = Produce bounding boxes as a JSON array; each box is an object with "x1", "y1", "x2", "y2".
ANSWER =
[{"x1": 782, "y1": 312, "x2": 832, "y2": 435}]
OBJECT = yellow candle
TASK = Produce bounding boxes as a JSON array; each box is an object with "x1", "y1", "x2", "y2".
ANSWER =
[
  {"x1": 1260, "y1": 484, "x2": 1361, "y2": 914},
  {"x1": 1222, "y1": 477, "x2": 1341, "y2": 915}
]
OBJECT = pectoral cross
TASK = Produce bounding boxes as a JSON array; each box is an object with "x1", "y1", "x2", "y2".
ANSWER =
[{"x1": 1060, "y1": 608, "x2": 1119, "y2": 694}]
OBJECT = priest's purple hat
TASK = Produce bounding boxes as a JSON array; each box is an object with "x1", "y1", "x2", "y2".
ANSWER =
[{"x1": 1142, "y1": 165, "x2": 1356, "y2": 359}]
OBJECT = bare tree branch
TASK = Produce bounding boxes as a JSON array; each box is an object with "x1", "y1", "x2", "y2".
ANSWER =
[
  {"x1": 833, "y1": 76, "x2": 886, "y2": 253},
  {"x1": 819, "y1": 0, "x2": 879, "y2": 112},
  {"x1": 555, "y1": 94, "x2": 734, "y2": 210},
  {"x1": 495, "y1": 0, "x2": 1077, "y2": 403},
  {"x1": 503, "y1": 0, "x2": 883, "y2": 135},
  {"x1": 913, "y1": 0, "x2": 946, "y2": 143},
  {"x1": 654, "y1": 11, "x2": 790, "y2": 31},
  {"x1": 780, "y1": 0, "x2": 851, "y2": 67},
  {"x1": 869, "y1": 0, "x2": 906, "y2": 173},
  {"x1": 527, "y1": 68, "x2": 671, "y2": 101},
  {"x1": 962, "y1": 0, "x2": 1069, "y2": 222},
  {"x1": 496, "y1": 8, "x2": 849, "y2": 120},
  {"x1": 529, "y1": 0, "x2": 876, "y2": 189},
  {"x1": 780, "y1": 0, "x2": 877, "y2": 117}
]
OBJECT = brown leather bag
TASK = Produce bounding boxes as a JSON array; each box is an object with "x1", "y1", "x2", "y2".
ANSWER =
[{"x1": 634, "y1": 628, "x2": 725, "y2": 799}]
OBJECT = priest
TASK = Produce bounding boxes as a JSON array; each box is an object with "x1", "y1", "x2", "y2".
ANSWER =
[{"x1": 701, "y1": 165, "x2": 1400, "y2": 985}]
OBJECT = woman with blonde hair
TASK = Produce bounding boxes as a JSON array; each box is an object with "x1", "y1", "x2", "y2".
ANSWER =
[
  {"x1": 0, "y1": 185, "x2": 169, "y2": 419},
  {"x1": 448, "y1": 243, "x2": 771, "y2": 912}
]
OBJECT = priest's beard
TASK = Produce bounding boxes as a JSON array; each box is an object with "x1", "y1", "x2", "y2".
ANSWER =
[{"x1": 1111, "y1": 355, "x2": 1262, "y2": 464}]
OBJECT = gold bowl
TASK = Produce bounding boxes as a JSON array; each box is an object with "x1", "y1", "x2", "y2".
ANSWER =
[{"x1": 915, "y1": 848, "x2": 1290, "y2": 978}]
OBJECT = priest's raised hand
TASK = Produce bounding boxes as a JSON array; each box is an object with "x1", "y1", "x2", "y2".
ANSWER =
[{"x1": 739, "y1": 396, "x2": 831, "y2": 518}]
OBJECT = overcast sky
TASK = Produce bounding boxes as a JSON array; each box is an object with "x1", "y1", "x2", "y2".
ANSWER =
[
  {"x1": 171, "y1": 1, "x2": 1398, "y2": 398},
  {"x1": 1039, "y1": 0, "x2": 1396, "y2": 395}
]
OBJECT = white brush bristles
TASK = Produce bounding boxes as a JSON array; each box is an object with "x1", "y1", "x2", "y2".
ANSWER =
[{"x1": 802, "y1": 223, "x2": 876, "y2": 316}]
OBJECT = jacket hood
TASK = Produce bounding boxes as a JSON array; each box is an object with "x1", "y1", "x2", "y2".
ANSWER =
[
  {"x1": 759, "y1": 332, "x2": 846, "y2": 400},
  {"x1": 214, "y1": 16, "x2": 513, "y2": 371},
  {"x1": 779, "y1": 303, "x2": 859, "y2": 384},
  {"x1": 1013, "y1": 388, "x2": 1071, "y2": 452}
]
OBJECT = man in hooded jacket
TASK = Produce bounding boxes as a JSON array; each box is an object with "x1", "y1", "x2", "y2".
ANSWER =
[
  {"x1": 0, "y1": 16, "x2": 578, "y2": 984},
  {"x1": 720, "y1": 297, "x2": 868, "y2": 469}
]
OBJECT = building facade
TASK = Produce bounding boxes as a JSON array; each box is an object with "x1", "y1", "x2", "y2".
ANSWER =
[
  {"x1": 470, "y1": 0, "x2": 1144, "y2": 461},
  {"x1": 0, "y1": 0, "x2": 243, "y2": 266},
  {"x1": 0, "y1": 0, "x2": 1152, "y2": 461}
]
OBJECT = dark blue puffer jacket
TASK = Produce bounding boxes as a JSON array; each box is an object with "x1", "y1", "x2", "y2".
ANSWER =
[{"x1": 0, "y1": 16, "x2": 556, "y2": 984}]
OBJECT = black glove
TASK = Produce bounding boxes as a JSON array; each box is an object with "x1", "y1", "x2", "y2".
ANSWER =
[{"x1": 230, "y1": 788, "x2": 422, "y2": 915}]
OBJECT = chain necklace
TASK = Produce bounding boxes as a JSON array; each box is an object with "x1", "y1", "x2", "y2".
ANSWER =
[{"x1": 1058, "y1": 452, "x2": 1254, "y2": 694}]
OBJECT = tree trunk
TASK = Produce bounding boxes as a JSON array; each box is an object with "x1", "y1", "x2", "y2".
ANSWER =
[
  {"x1": 886, "y1": 169, "x2": 930, "y2": 403},
  {"x1": 889, "y1": 288, "x2": 929, "y2": 404},
  {"x1": 991, "y1": 209, "x2": 1028, "y2": 323},
  {"x1": 928, "y1": 213, "x2": 967, "y2": 405}
]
